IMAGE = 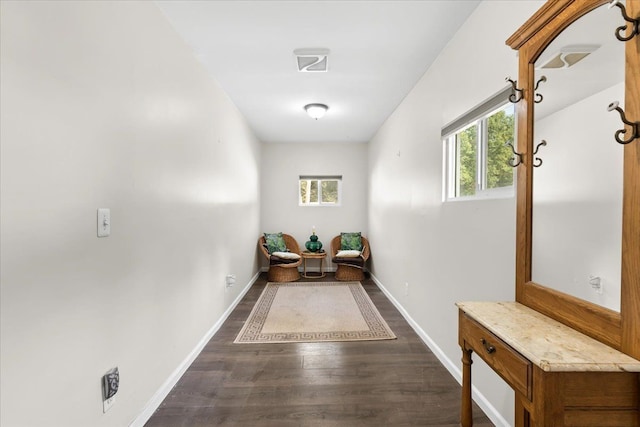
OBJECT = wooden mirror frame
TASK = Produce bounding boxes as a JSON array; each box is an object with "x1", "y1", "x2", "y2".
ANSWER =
[{"x1": 507, "y1": 0, "x2": 640, "y2": 359}]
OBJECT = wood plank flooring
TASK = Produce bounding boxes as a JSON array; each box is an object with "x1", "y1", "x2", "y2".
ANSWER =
[{"x1": 145, "y1": 273, "x2": 494, "y2": 426}]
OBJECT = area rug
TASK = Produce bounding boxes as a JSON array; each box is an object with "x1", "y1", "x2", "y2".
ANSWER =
[{"x1": 234, "y1": 281, "x2": 396, "y2": 344}]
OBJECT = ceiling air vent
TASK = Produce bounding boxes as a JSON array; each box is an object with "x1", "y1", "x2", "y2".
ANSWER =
[
  {"x1": 294, "y1": 48, "x2": 330, "y2": 72},
  {"x1": 537, "y1": 44, "x2": 600, "y2": 69}
]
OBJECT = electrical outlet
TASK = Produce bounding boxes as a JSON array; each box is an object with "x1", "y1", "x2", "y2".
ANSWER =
[
  {"x1": 589, "y1": 276, "x2": 603, "y2": 294},
  {"x1": 226, "y1": 274, "x2": 236, "y2": 288},
  {"x1": 404, "y1": 282, "x2": 409, "y2": 296},
  {"x1": 103, "y1": 396, "x2": 115, "y2": 413}
]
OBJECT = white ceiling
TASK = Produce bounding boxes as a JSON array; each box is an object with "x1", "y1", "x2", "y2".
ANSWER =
[
  {"x1": 534, "y1": 3, "x2": 625, "y2": 121},
  {"x1": 155, "y1": 1, "x2": 480, "y2": 144}
]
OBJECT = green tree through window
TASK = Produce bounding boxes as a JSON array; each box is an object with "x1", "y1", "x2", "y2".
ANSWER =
[
  {"x1": 299, "y1": 177, "x2": 341, "y2": 205},
  {"x1": 445, "y1": 103, "x2": 515, "y2": 199},
  {"x1": 486, "y1": 107, "x2": 515, "y2": 189},
  {"x1": 458, "y1": 125, "x2": 477, "y2": 197},
  {"x1": 321, "y1": 180, "x2": 338, "y2": 203}
]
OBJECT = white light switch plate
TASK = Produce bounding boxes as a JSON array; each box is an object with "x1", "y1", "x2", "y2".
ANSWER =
[{"x1": 97, "y1": 208, "x2": 110, "y2": 237}]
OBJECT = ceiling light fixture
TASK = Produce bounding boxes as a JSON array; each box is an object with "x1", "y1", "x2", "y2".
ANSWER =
[{"x1": 304, "y1": 103, "x2": 329, "y2": 120}]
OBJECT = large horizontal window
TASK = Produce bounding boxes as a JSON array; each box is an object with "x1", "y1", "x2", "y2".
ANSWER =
[
  {"x1": 442, "y1": 87, "x2": 516, "y2": 201},
  {"x1": 299, "y1": 175, "x2": 342, "y2": 206}
]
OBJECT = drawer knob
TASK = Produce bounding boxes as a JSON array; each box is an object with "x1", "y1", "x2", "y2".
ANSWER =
[{"x1": 481, "y1": 338, "x2": 496, "y2": 354}]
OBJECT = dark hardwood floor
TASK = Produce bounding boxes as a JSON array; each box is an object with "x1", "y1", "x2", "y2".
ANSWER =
[{"x1": 145, "y1": 273, "x2": 494, "y2": 426}]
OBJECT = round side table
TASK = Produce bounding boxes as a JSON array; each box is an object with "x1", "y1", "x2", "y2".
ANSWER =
[{"x1": 301, "y1": 251, "x2": 327, "y2": 278}]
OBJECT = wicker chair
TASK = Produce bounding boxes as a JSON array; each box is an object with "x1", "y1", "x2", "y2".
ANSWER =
[
  {"x1": 330, "y1": 235, "x2": 370, "y2": 281},
  {"x1": 259, "y1": 234, "x2": 302, "y2": 282}
]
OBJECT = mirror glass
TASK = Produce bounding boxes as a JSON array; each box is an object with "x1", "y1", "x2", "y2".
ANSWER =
[{"x1": 531, "y1": 2, "x2": 624, "y2": 312}]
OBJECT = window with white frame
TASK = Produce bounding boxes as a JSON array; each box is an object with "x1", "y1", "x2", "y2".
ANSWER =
[
  {"x1": 299, "y1": 175, "x2": 342, "y2": 206},
  {"x1": 443, "y1": 87, "x2": 516, "y2": 200}
]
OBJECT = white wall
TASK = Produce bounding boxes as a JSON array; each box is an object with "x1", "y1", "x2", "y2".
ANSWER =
[
  {"x1": 0, "y1": 2, "x2": 260, "y2": 427},
  {"x1": 367, "y1": 1, "x2": 544, "y2": 425},
  {"x1": 261, "y1": 143, "x2": 368, "y2": 268},
  {"x1": 533, "y1": 83, "x2": 624, "y2": 311}
]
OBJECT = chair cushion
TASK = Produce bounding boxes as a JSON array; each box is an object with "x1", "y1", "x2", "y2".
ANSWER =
[
  {"x1": 270, "y1": 256, "x2": 299, "y2": 265},
  {"x1": 335, "y1": 250, "x2": 361, "y2": 258},
  {"x1": 264, "y1": 232, "x2": 287, "y2": 253},
  {"x1": 341, "y1": 232, "x2": 363, "y2": 251},
  {"x1": 272, "y1": 251, "x2": 300, "y2": 260}
]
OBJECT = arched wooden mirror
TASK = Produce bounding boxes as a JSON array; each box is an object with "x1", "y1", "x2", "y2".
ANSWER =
[
  {"x1": 507, "y1": 0, "x2": 639, "y2": 358},
  {"x1": 531, "y1": 3, "x2": 624, "y2": 313},
  {"x1": 458, "y1": 4, "x2": 639, "y2": 425}
]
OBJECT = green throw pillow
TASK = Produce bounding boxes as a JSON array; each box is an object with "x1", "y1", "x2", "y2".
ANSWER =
[
  {"x1": 341, "y1": 232, "x2": 363, "y2": 251},
  {"x1": 264, "y1": 232, "x2": 287, "y2": 254}
]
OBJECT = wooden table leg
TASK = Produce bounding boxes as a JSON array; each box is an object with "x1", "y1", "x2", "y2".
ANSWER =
[
  {"x1": 461, "y1": 347, "x2": 473, "y2": 427},
  {"x1": 515, "y1": 395, "x2": 529, "y2": 427}
]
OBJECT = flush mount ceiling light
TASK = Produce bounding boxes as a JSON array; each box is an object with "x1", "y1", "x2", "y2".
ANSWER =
[
  {"x1": 537, "y1": 44, "x2": 600, "y2": 69},
  {"x1": 304, "y1": 103, "x2": 329, "y2": 120},
  {"x1": 294, "y1": 48, "x2": 330, "y2": 72}
]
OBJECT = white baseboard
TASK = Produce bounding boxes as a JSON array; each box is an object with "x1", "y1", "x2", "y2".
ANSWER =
[
  {"x1": 129, "y1": 271, "x2": 260, "y2": 427},
  {"x1": 369, "y1": 273, "x2": 510, "y2": 427}
]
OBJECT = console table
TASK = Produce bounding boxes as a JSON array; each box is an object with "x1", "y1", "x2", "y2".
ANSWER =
[{"x1": 457, "y1": 302, "x2": 640, "y2": 426}]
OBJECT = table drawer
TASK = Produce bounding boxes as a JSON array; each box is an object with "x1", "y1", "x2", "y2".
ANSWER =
[{"x1": 459, "y1": 311, "x2": 532, "y2": 399}]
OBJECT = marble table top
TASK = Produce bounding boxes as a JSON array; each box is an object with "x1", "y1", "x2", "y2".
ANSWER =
[{"x1": 457, "y1": 301, "x2": 640, "y2": 372}]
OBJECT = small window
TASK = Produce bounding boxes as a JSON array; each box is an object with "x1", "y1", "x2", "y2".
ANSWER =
[
  {"x1": 443, "y1": 88, "x2": 516, "y2": 201},
  {"x1": 299, "y1": 175, "x2": 342, "y2": 206}
]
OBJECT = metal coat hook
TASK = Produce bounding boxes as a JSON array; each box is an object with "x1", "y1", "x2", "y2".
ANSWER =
[
  {"x1": 607, "y1": 101, "x2": 640, "y2": 144},
  {"x1": 506, "y1": 77, "x2": 524, "y2": 103},
  {"x1": 609, "y1": 0, "x2": 640, "y2": 41},
  {"x1": 533, "y1": 140, "x2": 547, "y2": 167},
  {"x1": 534, "y1": 76, "x2": 547, "y2": 104},
  {"x1": 505, "y1": 141, "x2": 523, "y2": 167}
]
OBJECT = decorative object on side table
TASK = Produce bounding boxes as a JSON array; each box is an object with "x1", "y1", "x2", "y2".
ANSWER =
[{"x1": 305, "y1": 226, "x2": 323, "y2": 252}]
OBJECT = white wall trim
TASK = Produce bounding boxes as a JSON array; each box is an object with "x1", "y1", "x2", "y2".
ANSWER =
[
  {"x1": 369, "y1": 273, "x2": 510, "y2": 427},
  {"x1": 129, "y1": 271, "x2": 261, "y2": 427}
]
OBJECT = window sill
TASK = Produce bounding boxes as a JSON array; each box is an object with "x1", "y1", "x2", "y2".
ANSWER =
[{"x1": 444, "y1": 188, "x2": 515, "y2": 203}]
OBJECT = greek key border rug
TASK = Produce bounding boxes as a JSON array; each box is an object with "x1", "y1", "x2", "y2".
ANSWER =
[{"x1": 234, "y1": 281, "x2": 396, "y2": 344}]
